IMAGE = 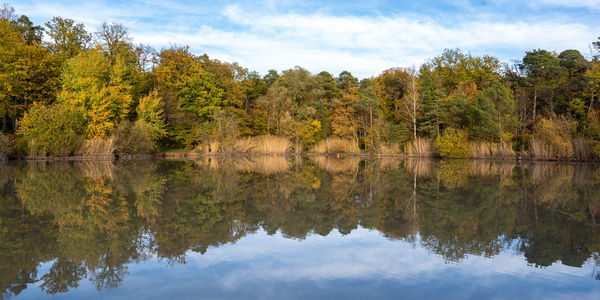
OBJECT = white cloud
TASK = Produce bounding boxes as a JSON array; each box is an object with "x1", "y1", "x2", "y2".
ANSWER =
[
  {"x1": 13, "y1": 1, "x2": 600, "y2": 78},
  {"x1": 131, "y1": 5, "x2": 597, "y2": 77},
  {"x1": 532, "y1": 0, "x2": 600, "y2": 9}
]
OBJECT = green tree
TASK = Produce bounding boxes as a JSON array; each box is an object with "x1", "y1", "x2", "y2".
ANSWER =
[
  {"x1": 519, "y1": 49, "x2": 561, "y2": 125},
  {"x1": 45, "y1": 17, "x2": 91, "y2": 60},
  {"x1": 17, "y1": 103, "x2": 86, "y2": 156}
]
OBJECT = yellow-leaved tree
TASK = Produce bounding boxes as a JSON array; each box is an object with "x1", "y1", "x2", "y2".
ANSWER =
[{"x1": 57, "y1": 47, "x2": 132, "y2": 138}]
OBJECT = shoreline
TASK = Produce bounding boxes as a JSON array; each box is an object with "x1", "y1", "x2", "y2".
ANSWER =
[{"x1": 1, "y1": 151, "x2": 598, "y2": 163}]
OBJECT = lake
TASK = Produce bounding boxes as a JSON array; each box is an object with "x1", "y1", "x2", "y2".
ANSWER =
[{"x1": 1, "y1": 157, "x2": 599, "y2": 299}]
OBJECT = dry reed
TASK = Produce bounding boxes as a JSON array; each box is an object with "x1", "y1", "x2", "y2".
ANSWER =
[
  {"x1": 404, "y1": 137, "x2": 433, "y2": 157},
  {"x1": 250, "y1": 135, "x2": 291, "y2": 154},
  {"x1": 76, "y1": 137, "x2": 116, "y2": 157},
  {"x1": 197, "y1": 135, "x2": 291, "y2": 154},
  {"x1": 310, "y1": 137, "x2": 359, "y2": 154},
  {"x1": 470, "y1": 142, "x2": 516, "y2": 159},
  {"x1": 571, "y1": 136, "x2": 593, "y2": 161},
  {"x1": 378, "y1": 142, "x2": 400, "y2": 156}
]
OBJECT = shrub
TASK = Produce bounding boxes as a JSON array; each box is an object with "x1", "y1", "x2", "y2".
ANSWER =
[
  {"x1": 113, "y1": 120, "x2": 156, "y2": 155},
  {"x1": 18, "y1": 104, "x2": 86, "y2": 157},
  {"x1": 531, "y1": 117, "x2": 574, "y2": 160},
  {"x1": 311, "y1": 136, "x2": 359, "y2": 154},
  {"x1": 434, "y1": 128, "x2": 471, "y2": 158}
]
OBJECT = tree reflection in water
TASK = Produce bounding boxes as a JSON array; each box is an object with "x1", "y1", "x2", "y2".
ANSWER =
[{"x1": 0, "y1": 157, "x2": 599, "y2": 297}]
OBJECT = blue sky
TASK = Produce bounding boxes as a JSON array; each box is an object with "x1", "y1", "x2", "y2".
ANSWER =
[{"x1": 11, "y1": 0, "x2": 600, "y2": 78}]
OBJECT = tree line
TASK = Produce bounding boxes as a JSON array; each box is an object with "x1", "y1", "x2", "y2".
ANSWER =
[{"x1": 1, "y1": 4, "x2": 600, "y2": 159}]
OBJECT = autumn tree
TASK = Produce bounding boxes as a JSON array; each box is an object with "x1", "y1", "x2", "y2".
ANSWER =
[
  {"x1": 45, "y1": 17, "x2": 91, "y2": 60},
  {"x1": 58, "y1": 48, "x2": 133, "y2": 138}
]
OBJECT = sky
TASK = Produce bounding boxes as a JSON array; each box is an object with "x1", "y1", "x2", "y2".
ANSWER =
[{"x1": 11, "y1": 0, "x2": 600, "y2": 78}]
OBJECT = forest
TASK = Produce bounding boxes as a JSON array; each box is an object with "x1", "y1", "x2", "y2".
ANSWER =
[{"x1": 2, "y1": 4, "x2": 600, "y2": 160}]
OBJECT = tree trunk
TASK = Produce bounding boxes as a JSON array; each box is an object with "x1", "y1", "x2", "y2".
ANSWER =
[
  {"x1": 532, "y1": 85, "x2": 538, "y2": 126},
  {"x1": 369, "y1": 105, "x2": 373, "y2": 150}
]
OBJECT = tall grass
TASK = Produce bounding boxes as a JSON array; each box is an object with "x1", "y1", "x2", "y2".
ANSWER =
[
  {"x1": 470, "y1": 142, "x2": 516, "y2": 159},
  {"x1": 311, "y1": 137, "x2": 359, "y2": 154},
  {"x1": 378, "y1": 142, "x2": 400, "y2": 156},
  {"x1": 76, "y1": 137, "x2": 115, "y2": 157},
  {"x1": 571, "y1": 136, "x2": 593, "y2": 161},
  {"x1": 197, "y1": 135, "x2": 291, "y2": 154},
  {"x1": 250, "y1": 135, "x2": 291, "y2": 154},
  {"x1": 404, "y1": 137, "x2": 433, "y2": 157}
]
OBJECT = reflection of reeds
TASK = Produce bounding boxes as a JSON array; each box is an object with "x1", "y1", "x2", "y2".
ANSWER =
[
  {"x1": 235, "y1": 156, "x2": 292, "y2": 174},
  {"x1": 76, "y1": 160, "x2": 115, "y2": 180},
  {"x1": 310, "y1": 156, "x2": 360, "y2": 173},
  {"x1": 311, "y1": 137, "x2": 359, "y2": 154},
  {"x1": 379, "y1": 157, "x2": 400, "y2": 170},
  {"x1": 530, "y1": 162, "x2": 575, "y2": 207},
  {"x1": 404, "y1": 138, "x2": 433, "y2": 157},
  {"x1": 195, "y1": 156, "x2": 292, "y2": 174},
  {"x1": 467, "y1": 160, "x2": 515, "y2": 178},
  {"x1": 403, "y1": 159, "x2": 433, "y2": 178}
]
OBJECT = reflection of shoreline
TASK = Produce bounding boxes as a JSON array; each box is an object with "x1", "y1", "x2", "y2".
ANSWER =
[{"x1": 1, "y1": 158, "x2": 600, "y2": 297}]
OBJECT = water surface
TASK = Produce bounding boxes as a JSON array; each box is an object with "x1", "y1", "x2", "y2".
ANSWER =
[{"x1": 1, "y1": 157, "x2": 599, "y2": 299}]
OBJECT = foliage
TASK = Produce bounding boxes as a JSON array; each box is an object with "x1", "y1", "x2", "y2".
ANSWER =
[
  {"x1": 435, "y1": 128, "x2": 471, "y2": 158},
  {"x1": 531, "y1": 117, "x2": 575, "y2": 159},
  {"x1": 57, "y1": 48, "x2": 133, "y2": 138},
  {"x1": 113, "y1": 120, "x2": 156, "y2": 155},
  {"x1": 17, "y1": 103, "x2": 85, "y2": 156},
  {"x1": 137, "y1": 90, "x2": 166, "y2": 138},
  {"x1": 3, "y1": 6, "x2": 600, "y2": 159}
]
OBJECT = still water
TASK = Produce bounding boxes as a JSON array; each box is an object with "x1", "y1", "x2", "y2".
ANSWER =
[{"x1": 1, "y1": 157, "x2": 599, "y2": 299}]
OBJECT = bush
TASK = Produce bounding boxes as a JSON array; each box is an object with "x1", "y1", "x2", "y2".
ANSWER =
[
  {"x1": 18, "y1": 104, "x2": 86, "y2": 157},
  {"x1": 434, "y1": 128, "x2": 471, "y2": 158},
  {"x1": 113, "y1": 120, "x2": 156, "y2": 155},
  {"x1": 531, "y1": 117, "x2": 574, "y2": 160}
]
